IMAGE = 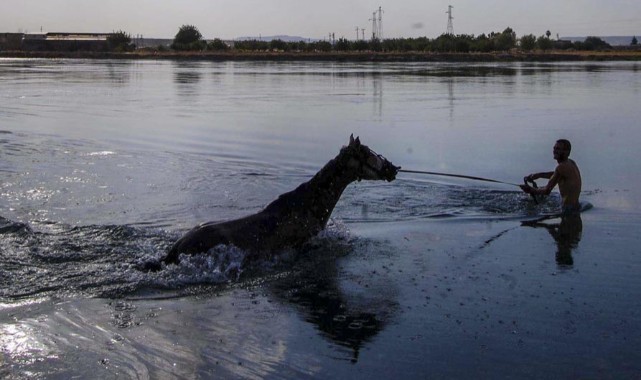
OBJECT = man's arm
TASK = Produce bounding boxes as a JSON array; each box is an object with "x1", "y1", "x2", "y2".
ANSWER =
[
  {"x1": 522, "y1": 168, "x2": 560, "y2": 196},
  {"x1": 525, "y1": 171, "x2": 554, "y2": 181},
  {"x1": 536, "y1": 170, "x2": 560, "y2": 195}
]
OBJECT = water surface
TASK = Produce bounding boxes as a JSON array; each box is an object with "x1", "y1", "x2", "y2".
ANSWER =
[{"x1": 1, "y1": 59, "x2": 640, "y2": 378}]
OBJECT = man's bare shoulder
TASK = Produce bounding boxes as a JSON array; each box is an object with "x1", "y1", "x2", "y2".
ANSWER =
[{"x1": 555, "y1": 159, "x2": 580, "y2": 179}]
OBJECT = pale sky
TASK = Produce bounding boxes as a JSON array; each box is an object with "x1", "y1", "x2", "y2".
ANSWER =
[{"x1": 1, "y1": 0, "x2": 639, "y2": 40}]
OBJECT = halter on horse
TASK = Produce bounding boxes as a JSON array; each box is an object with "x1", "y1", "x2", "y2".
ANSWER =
[{"x1": 160, "y1": 135, "x2": 399, "y2": 267}]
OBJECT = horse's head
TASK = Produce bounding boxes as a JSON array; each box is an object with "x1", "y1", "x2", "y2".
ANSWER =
[{"x1": 342, "y1": 135, "x2": 400, "y2": 182}]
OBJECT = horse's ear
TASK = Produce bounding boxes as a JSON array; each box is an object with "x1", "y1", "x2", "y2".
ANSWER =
[{"x1": 349, "y1": 134, "x2": 355, "y2": 146}]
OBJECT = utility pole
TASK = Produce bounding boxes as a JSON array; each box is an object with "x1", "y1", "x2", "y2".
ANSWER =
[
  {"x1": 377, "y1": 6, "x2": 384, "y2": 40},
  {"x1": 370, "y1": 11, "x2": 378, "y2": 40},
  {"x1": 446, "y1": 5, "x2": 454, "y2": 35},
  {"x1": 361, "y1": 28, "x2": 366, "y2": 41},
  {"x1": 356, "y1": 26, "x2": 360, "y2": 40}
]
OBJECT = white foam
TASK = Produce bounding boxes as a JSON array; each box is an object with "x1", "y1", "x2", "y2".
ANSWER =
[{"x1": 87, "y1": 151, "x2": 116, "y2": 156}]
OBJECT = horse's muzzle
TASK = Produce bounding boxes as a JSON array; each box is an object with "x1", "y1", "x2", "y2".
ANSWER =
[{"x1": 382, "y1": 163, "x2": 401, "y2": 182}]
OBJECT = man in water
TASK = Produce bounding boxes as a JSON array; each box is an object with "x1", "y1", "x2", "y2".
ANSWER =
[{"x1": 520, "y1": 139, "x2": 582, "y2": 214}]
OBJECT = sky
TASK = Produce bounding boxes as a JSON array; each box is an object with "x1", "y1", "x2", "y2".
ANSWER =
[{"x1": 1, "y1": 0, "x2": 639, "y2": 40}]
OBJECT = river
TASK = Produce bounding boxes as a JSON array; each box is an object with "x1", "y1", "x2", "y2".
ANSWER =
[{"x1": 1, "y1": 59, "x2": 640, "y2": 378}]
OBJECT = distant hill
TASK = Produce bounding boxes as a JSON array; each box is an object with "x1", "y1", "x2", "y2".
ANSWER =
[
  {"x1": 235, "y1": 35, "x2": 318, "y2": 42},
  {"x1": 562, "y1": 36, "x2": 638, "y2": 46}
]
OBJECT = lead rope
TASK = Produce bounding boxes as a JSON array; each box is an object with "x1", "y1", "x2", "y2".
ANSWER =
[
  {"x1": 398, "y1": 169, "x2": 521, "y2": 187},
  {"x1": 398, "y1": 169, "x2": 539, "y2": 203}
]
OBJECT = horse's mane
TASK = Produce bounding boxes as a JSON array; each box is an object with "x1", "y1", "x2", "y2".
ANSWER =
[{"x1": 263, "y1": 145, "x2": 358, "y2": 213}]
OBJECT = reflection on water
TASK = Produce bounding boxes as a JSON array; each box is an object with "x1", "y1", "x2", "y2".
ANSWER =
[
  {"x1": 446, "y1": 78, "x2": 455, "y2": 120},
  {"x1": 174, "y1": 71, "x2": 202, "y2": 84},
  {"x1": 104, "y1": 61, "x2": 132, "y2": 85},
  {"x1": 270, "y1": 243, "x2": 394, "y2": 363},
  {"x1": 173, "y1": 64, "x2": 203, "y2": 85},
  {"x1": 173, "y1": 62, "x2": 203, "y2": 99},
  {"x1": 522, "y1": 213, "x2": 583, "y2": 267},
  {"x1": 372, "y1": 73, "x2": 383, "y2": 119}
]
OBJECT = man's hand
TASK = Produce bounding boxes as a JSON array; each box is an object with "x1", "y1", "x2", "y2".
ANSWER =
[{"x1": 520, "y1": 184, "x2": 533, "y2": 194}]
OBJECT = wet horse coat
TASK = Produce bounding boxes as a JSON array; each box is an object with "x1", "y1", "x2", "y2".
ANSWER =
[{"x1": 161, "y1": 136, "x2": 399, "y2": 266}]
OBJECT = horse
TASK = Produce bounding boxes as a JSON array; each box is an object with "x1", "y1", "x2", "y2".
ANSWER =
[{"x1": 160, "y1": 135, "x2": 399, "y2": 267}]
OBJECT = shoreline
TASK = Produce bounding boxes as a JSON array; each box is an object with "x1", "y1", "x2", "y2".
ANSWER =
[{"x1": 2, "y1": 50, "x2": 641, "y2": 62}]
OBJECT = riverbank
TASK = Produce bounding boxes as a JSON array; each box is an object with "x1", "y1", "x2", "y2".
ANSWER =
[{"x1": 2, "y1": 49, "x2": 641, "y2": 61}]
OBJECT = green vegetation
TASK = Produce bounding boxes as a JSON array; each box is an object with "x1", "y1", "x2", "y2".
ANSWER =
[
  {"x1": 106, "y1": 30, "x2": 134, "y2": 52},
  {"x1": 233, "y1": 39, "x2": 332, "y2": 52},
  {"x1": 109, "y1": 24, "x2": 620, "y2": 54},
  {"x1": 574, "y1": 36, "x2": 612, "y2": 51},
  {"x1": 171, "y1": 25, "x2": 206, "y2": 51},
  {"x1": 632, "y1": 36, "x2": 638, "y2": 46},
  {"x1": 231, "y1": 28, "x2": 521, "y2": 53},
  {"x1": 216, "y1": 28, "x2": 613, "y2": 54},
  {"x1": 520, "y1": 34, "x2": 537, "y2": 51},
  {"x1": 2, "y1": 24, "x2": 625, "y2": 57},
  {"x1": 127, "y1": 24, "x2": 614, "y2": 54},
  {"x1": 207, "y1": 38, "x2": 229, "y2": 51},
  {"x1": 536, "y1": 35, "x2": 553, "y2": 51}
]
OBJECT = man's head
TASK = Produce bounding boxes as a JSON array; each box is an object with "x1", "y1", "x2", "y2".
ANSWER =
[{"x1": 554, "y1": 139, "x2": 572, "y2": 161}]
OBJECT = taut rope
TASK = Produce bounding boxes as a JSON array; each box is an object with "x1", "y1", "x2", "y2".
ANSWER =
[{"x1": 398, "y1": 169, "x2": 520, "y2": 187}]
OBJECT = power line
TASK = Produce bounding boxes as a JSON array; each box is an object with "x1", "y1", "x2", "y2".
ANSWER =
[
  {"x1": 377, "y1": 6, "x2": 384, "y2": 40},
  {"x1": 369, "y1": 7, "x2": 384, "y2": 40},
  {"x1": 370, "y1": 11, "x2": 378, "y2": 40},
  {"x1": 446, "y1": 5, "x2": 454, "y2": 35}
]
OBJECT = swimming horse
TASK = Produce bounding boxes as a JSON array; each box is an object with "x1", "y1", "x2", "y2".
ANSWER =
[{"x1": 161, "y1": 135, "x2": 399, "y2": 266}]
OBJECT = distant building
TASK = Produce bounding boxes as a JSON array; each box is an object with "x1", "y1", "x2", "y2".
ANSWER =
[
  {"x1": 0, "y1": 33, "x2": 24, "y2": 50},
  {"x1": 133, "y1": 38, "x2": 173, "y2": 49},
  {"x1": 17, "y1": 32, "x2": 111, "y2": 51}
]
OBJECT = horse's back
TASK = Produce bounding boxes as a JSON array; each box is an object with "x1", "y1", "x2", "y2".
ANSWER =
[
  {"x1": 164, "y1": 221, "x2": 231, "y2": 264},
  {"x1": 163, "y1": 213, "x2": 273, "y2": 264}
]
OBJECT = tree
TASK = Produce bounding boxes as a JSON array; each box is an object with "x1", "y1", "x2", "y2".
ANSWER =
[
  {"x1": 334, "y1": 38, "x2": 351, "y2": 51},
  {"x1": 536, "y1": 35, "x2": 553, "y2": 51},
  {"x1": 632, "y1": 36, "x2": 638, "y2": 46},
  {"x1": 369, "y1": 38, "x2": 382, "y2": 52},
  {"x1": 107, "y1": 30, "x2": 133, "y2": 52},
  {"x1": 172, "y1": 25, "x2": 205, "y2": 51},
  {"x1": 269, "y1": 39, "x2": 289, "y2": 51},
  {"x1": 353, "y1": 39, "x2": 370, "y2": 51},
  {"x1": 207, "y1": 38, "x2": 228, "y2": 51},
  {"x1": 494, "y1": 27, "x2": 517, "y2": 51},
  {"x1": 520, "y1": 34, "x2": 537, "y2": 51},
  {"x1": 305, "y1": 40, "x2": 331, "y2": 52},
  {"x1": 472, "y1": 33, "x2": 494, "y2": 52},
  {"x1": 433, "y1": 34, "x2": 455, "y2": 52},
  {"x1": 235, "y1": 39, "x2": 269, "y2": 51},
  {"x1": 546, "y1": 30, "x2": 552, "y2": 39},
  {"x1": 582, "y1": 36, "x2": 611, "y2": 50}
]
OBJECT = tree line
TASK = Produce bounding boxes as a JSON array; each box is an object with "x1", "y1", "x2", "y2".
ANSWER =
[{"x1": 117, "y1": 25, "x2": 632, "y2": 53}]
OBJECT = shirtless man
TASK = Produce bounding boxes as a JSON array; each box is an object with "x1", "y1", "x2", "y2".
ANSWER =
[{"x1": 520, "y1": 139, "x2": 582, "y2": 214}]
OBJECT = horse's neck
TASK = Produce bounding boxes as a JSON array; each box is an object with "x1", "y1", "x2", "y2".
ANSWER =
[
  {"x1": 264, "y1": 153, "x2": 355, "y2": 226},
  {"x1": 307, "y1": 154, "x2": 355, "y2": 201}
]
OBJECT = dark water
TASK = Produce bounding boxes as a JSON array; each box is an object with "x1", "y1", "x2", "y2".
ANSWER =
[{"x1": 1, "y1": 59, "x2": 640, "y2": 378}]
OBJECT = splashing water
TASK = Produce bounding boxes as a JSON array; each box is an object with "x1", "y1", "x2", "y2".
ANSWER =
[{"x1": 0, "y1": 214, "x2": 355, "y2": 302}]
